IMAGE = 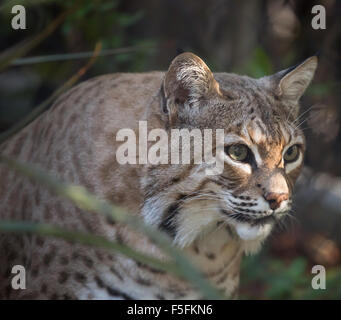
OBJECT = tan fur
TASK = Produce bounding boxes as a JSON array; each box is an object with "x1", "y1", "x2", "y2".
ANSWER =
[{"x1": 0, "y1": 53, "x2": 317, "y2": 299}]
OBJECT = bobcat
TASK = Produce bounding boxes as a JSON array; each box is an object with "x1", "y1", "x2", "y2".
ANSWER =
[{"x1": 0, "y1": 52, "x2": 317, "y2": 299}]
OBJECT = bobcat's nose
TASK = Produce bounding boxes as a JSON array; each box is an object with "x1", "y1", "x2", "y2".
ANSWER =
[{"x1": 264, "y1": 192, "x2": 289, "y2": 210}]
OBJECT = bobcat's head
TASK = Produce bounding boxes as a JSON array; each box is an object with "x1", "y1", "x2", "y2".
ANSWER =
[{"x1": 142, "y1": 52, "x2": 317, "y2": 250}]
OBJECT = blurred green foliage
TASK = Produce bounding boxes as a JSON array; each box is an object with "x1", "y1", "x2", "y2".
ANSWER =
[
  {"x1": 0, "y1": 0, "x2": 156, "y2": 132},
  {"x1": 240, "y1": 247, "x2": 341, "y2": 300},
  {"x1": 238, "y1": 47, "x2": 273, "y2": 78},
  {"x1": 61, "y1": 0, "x2": 154, "y2": 72}
]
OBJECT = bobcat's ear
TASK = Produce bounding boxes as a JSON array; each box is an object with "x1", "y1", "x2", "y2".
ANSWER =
[
  {"x1": 276, "y1": 56, "x2": 318, "y2": 102},
  {"x1": 260, "y1": 55, "x2": 318, "y2": 118},
  {"x1": 162, "y1": 52, "x2": 221, "y2": 123}
]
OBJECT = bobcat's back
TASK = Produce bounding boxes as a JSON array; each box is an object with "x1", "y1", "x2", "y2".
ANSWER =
[{"x1": 0, "y1": 72, "x2": 174, "y2": 299}]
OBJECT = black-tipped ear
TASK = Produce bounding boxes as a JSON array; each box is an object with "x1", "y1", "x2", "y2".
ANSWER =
[
  {"x1": 276, "y1": 56, "x2": 318, "y2": 102},
  {"x1": 163, "y1": 52, "x2": 221, "y2": 124}
]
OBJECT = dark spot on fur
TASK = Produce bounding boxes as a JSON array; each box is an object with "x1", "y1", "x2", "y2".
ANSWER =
[
  {"x1": 43, "y1": 253, "x2": 53, "y2": 266},
  {"x1": 82, "y1": 256, "x2": 94, "y2": 268},
  {"x1": 41, "y1": 283, "x2": 47, "y2": 294},
  {"x1": 106, "y1": 216, "x2": 116, "y2": 226},
  {"x1": 220, "y1": 209, "x2": 229, "y2": 215},
  {"x1": 110, "y1": 266, "x2": 123, "y2": 281},
  {"x1": 105, "y1": 286, "x2": 133, "y2": 300},
  {"x1": 36, "y1": 236, "x2": 44, "y2": 247},
  {"x1": 136, "y1": 276, "x2": 151, "y2": 286},
  {"x1": 94, "y1": 276, "x2": 104, "y2": 288},
  {"x1": 58, "y1": 272, "x2": 69, "y2": 284},
  {"x1": 173, "y1": 291, "x2": 186, "y2": 299},
  {"x1": 171, "y1": 176, "x2": 180, "y2": 184},
  {"x1": 225, "y1": 225, "x2": 234, "y2": 237},
  {"x1": 95, "y1": 251, "x2": 104, "y2": 262},
  {"x1": 206, "y1": 252, "x2": 216, "y2": 260},
  {"x1": 159, "y1": 202, "x2": 180, "y2": 238},
  {"x1": 50, "y1": 293, "x2": 59, "y2": 300},
  {"x1": 59, "y1": 256, "x2": 69, "y2": 266},
  {"x1": 34, "y1": 189, "x2": 41, "y2": 207},
  {"x1": 72, "y1": 252, "x2": 80, "y2": 260},
  {"x1": 74, "y1": 272, "x2": 87, "y2": 283},
  {"x1": 237, "y1": 195, "x2": 251, "y2": 200},
  {"x1": 44, "y1": 206, "x2": 52, "y2": 220}
]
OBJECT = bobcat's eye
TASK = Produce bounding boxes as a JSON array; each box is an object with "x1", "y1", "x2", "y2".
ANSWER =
[
  {"x1": 284, "y1": 144, "x2": 300, "y2": 163},
  {"x1": 225, "y1": 144, "x2": 249, "y2": 162}
]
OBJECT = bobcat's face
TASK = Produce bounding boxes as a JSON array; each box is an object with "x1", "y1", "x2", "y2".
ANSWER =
[
  {"x1": 215, "y1": 97, "x2": 305, "y2": 241},
  {"x1": 142, "y1": 52, "x2": 317, "y2": 249}
]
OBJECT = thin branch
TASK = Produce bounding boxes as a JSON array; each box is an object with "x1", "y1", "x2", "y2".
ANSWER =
[
  {"x1": 0, "y1": 42, "x2": 102, "y2": 146},
  {"x1": 0, "y1": 8, "x2": 75, "y2": 72},
  {"x1": 11, "y1": 45, "x2": 155, "y2": 65}
]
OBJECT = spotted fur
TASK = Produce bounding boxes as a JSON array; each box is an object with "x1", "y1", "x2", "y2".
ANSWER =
[{"x1": 0, "y1": 53, "x2": 317, "y2": 299}]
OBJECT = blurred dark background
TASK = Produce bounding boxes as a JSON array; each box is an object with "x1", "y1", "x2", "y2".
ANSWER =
[{"x1": 0, "y1": 0, "x2": 341, "y2": 299}]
